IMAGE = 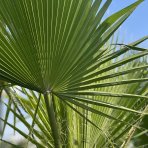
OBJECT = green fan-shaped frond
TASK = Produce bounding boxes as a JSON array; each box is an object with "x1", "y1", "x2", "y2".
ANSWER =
[
  {"x1": 0, "y1": 0, "x2": 148, "y2": 148},
  {"x1": 0, "y1": 0, "x2": 146, "y2": 93}
]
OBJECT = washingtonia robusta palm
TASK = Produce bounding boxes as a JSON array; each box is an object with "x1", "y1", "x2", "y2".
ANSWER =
[{"x1": 0, "y1": 0, "x2": 148, "y2": 147}]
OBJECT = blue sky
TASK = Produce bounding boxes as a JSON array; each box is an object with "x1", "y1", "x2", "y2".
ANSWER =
[{"x1": 106, "y1": 0, "x2": 148, "y2": 48}]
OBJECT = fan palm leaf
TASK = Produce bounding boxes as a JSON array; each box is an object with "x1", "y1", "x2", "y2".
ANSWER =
[
  {"x1": 0, "y1": 0, "x2": 148, "y2": 147},
  {"x1": 0, "y1": 0, "x2": 146, "y2": 92}
]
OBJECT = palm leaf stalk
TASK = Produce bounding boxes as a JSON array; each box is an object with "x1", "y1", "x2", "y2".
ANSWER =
[
  {"x1": 0, "y1": 0, "x2": 148, "y2": 147},
  {"x1": 44, "y1": 92, "x2": 61, "y2": 148}
]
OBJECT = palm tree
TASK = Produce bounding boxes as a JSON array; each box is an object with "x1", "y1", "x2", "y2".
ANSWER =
[{"x1": 0, "y1": 0, "x2": 147, "y2": 147}]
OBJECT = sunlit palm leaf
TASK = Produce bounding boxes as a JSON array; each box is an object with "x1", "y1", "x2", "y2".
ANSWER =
[
  {"x1": 0, "y1": 0, "x2": 145, "y2": 92},
  {"x1": 0, "y1": 0, "x2": 147, "y2": 147}
]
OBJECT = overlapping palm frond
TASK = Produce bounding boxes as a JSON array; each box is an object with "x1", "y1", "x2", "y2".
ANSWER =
[{"x1": 0, "y1": 0, "x2": 147, "y2": 147}]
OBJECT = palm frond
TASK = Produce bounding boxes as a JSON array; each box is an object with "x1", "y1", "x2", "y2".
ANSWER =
[{"x1": 0, "y1": 0, "x2": 147, "y2": 147}]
